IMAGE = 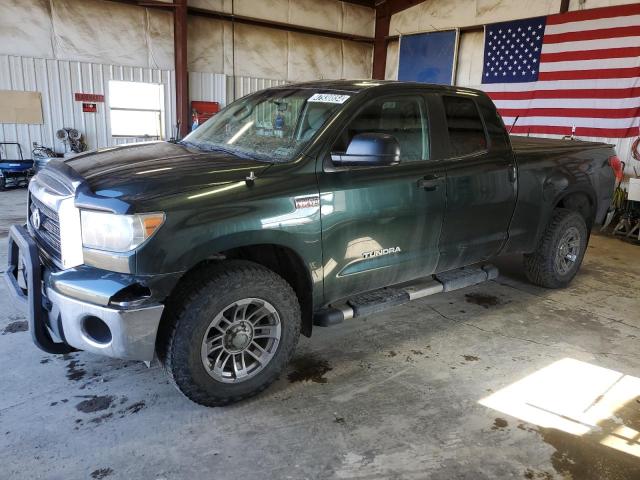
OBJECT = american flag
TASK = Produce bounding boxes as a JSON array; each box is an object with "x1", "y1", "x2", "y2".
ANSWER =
[{"x1": 481, "y1": 4, "x2": 640, "y2": 138}]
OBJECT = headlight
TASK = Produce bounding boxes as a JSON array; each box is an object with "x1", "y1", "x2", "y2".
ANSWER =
[{"x1": 80, "y1": 210, "x2": 165, "y2": 252}]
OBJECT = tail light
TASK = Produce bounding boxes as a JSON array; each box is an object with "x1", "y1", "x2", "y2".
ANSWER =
[{"x1": 609, "y1": 155, "x2": 623, "y2": 181}]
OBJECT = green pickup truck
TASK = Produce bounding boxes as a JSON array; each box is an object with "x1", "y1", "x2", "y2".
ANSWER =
[{"x1": 6, "y1": 80, "x2": 619, "y2": 406}]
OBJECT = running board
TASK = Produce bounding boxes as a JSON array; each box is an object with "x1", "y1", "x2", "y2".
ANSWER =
[{"x1": 313, "y1": 264, "x2": 498, "y2": 327}]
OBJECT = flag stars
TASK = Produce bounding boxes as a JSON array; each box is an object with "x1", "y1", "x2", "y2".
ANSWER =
[{"x1": 484, "y1": 19, "x2": 542, "y2": 83}]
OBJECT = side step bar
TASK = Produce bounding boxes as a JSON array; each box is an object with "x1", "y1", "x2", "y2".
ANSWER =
[{"x1": 313, "y1": 264, "x2": 498, "y2": 327}]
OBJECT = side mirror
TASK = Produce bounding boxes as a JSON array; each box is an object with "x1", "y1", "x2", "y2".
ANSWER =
[{"x1": 331, "y1": 133, "x2": 400, "y2": 167}]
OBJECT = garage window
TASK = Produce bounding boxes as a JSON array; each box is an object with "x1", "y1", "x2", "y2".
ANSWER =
[
  {"x1": 442, "y1": 95, "x2": 487, "y2": 157},
  {"x1": 109, "y1": 81, "x2": 164, "y2": 139}
]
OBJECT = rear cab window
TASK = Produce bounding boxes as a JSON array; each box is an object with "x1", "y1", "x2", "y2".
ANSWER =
[{"x1": 442, "y1": 95, "x2": 488, "y2": 157}]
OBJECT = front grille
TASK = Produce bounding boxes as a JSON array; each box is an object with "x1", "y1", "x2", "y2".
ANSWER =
[{"x1": 29, "y1": 193, "x2": 62, "y2": 264}]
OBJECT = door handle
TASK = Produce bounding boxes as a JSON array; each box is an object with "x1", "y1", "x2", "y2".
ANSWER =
[
  {"x1": 417, "y1": 174, "x2": 442, "y2": 191},
  {"x1": 508, "y1": 163, "x2": 517, "y2": 183}
]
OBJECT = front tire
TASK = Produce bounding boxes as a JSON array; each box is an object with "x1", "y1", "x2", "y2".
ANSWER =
[
  {"x1": 523, "y1": 208, "x2": 588, "y2": 288},
  {"x1": 161, "y1": 261, "x2": 301, "y2": 406}
]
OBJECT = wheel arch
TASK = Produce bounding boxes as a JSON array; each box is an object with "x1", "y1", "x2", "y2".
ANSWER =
[
  {"x1": 551, "y1": 187, "x2": 596, "y2": 228},
  {"x1": 159, "y1": 237, "x2": 317, "y2": 346}
]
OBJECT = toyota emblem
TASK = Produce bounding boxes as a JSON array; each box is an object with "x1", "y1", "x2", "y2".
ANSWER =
[{"x1": 32, "y1": 208, "x2": 41, "y2": 230}]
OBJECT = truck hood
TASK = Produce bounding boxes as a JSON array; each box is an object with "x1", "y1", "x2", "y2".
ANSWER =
[{"x1": 56, "y1": 142, "x2": 271, "y2": 212}]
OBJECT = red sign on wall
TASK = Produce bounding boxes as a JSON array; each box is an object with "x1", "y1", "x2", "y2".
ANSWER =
[
  {"x1": 75, "y1": 93, "x2": 104, "y2": 103},
  {"x1": 82, "y1": 103, "x2": 97, "y2": 113}
]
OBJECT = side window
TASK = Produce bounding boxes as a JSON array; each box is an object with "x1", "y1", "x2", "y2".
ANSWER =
[
  {"x1": 333, "y1": 96, "x2": 428, "y2": 162},
  {"x1": 442, "y1": 96, "x2": 488, "y2": 157}
]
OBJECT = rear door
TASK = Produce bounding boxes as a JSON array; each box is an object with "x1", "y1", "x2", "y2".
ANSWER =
[
  {"x1": 428, "y1": 93, "x2": 517, "y2": 272},
  {"x1": 318, "y1": 93, "x2": 446, "y2": 304}
]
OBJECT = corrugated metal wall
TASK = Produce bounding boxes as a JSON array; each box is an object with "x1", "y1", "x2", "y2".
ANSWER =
[
  {"x1": 0, "y1": 55, "x2": 176, "y2": 156},
  {"x1": 0, "y1": 55, "x2": 293, "y2": 159},
  {"x1": 189, "y1": 71, "x2": 227, "y2": 104},
  {"x1": 229, "y1": 76, "x2": 289, "y2": 102}
]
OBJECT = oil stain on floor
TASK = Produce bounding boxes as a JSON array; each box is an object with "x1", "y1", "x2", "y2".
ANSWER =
[
  {"x1": 75, "y1": 395, "x2": 115, "y2": 414},
  {"x1": 287, "y1": 355, "x2": 332, "y2": 384},
  {"x1": 522, "y1": 397, "x2": 640, "y2": 480},
  {"x1": 90, "y1": 467, "x2": 113, "y2": 479},
  {"x1": 465, "y1": 292, "x2": 502, "y2": 308},
  {"x1": 2, "y1": 320, "x2": 28, "y2": 335},
  {"x1": 65, "y1": 356, "x2": 87, "y2": 382}
]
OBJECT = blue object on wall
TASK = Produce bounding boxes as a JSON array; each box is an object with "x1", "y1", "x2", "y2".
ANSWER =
[{"x1": 398, "y1": 30, "x2": 457, "y2": 85}]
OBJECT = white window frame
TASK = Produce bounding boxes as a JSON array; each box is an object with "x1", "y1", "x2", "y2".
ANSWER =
[{"x1": 108, "y1": 80, "x2": 165, "y2": 140}]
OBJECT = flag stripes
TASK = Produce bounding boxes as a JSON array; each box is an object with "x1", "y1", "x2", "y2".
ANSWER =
[{"x1": 481, "y1": 4, "x2": 640, "y2": 138}]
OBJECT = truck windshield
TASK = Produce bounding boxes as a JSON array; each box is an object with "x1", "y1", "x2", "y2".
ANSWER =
[{"x1": 181, "y1": 88, "x2": 352, "y2": 163}]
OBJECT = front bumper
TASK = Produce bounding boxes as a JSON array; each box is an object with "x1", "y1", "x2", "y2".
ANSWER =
[{"x1": 5, "y1": 225, "x2": 164, "y2": 361}]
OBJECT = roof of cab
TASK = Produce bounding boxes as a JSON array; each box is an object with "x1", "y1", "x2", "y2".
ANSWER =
[{"x1": 271, "y1": 79, "x2": 485, "y2": 97}]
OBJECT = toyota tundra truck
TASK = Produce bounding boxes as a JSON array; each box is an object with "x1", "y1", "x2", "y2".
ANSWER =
[{"x1": 5, "y1": 81, "x2": 620, "y2": 406}]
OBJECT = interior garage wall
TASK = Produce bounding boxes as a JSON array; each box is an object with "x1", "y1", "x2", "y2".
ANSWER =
[
  {"x1": 0, "y1": 0, "x2": 374, "y2": 156},
  {"x1": 0, "y1": 55, "x2": 177, "y2": 155},
  {"x1": 385, "y1": 0, "x2": 640, "y2": 175},
  {"x1": 187, "y1": 17, "x2": 373, "y2": 85}
]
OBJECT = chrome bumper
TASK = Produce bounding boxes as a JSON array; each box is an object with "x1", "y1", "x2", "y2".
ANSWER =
[
  {"x1": 5, "y1": 224, "x2": 164, "y2": 362},
  {"x1": 45, "y1": 288, "x2": 163, "y2": 361}
]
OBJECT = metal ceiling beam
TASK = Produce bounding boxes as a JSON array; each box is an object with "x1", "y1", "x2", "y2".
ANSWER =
[
  {"x1": 188, "y1": 7, "x2": 374, "y2": 43},
  {"x1": 106, "y1": 0, "x2": 374, "y2": 43},
  {"x1": 339, "y1": 0, "x2": 376, "y2": 8}
]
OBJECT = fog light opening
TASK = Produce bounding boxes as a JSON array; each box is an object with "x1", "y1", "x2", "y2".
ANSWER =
[{"x1": 82, "y1": 316, "x2": 112, "y2": 345}]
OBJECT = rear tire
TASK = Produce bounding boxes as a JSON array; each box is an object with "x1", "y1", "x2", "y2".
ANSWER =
[
  {"x1": 523, "y1": 208, "x2": 588, "y2": 288},
  {"x1": 160, "y1": 261, "x2": 301, "y2": 407},
  {"x1": 0, "y1": 177, "x2": 5, "y2": 191}
]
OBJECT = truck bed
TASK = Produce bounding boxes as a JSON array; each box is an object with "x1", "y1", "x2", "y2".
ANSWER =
[{"x1": 509, "y1": 134, "x2": 611, "y2": 153}]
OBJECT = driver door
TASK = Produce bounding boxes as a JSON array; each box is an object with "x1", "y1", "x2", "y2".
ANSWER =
[{"x1": 317, "y1": 94, "x2": 446, "y2": 304}]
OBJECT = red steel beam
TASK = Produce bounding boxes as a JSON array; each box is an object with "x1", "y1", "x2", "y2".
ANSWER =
[
  {"x1": 372, "y1": 0, "x2": 425, "y2": 79},
  {"x1": 174, "y1": 0, "x2": 189, "y2": 138},
  {"x1": 372, "y1": 2, "x2": 391, "y2": 79}
]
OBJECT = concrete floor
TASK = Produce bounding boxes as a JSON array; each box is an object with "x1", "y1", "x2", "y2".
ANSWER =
[{"x1": 1, "y1": 186, "x2": 639, "y2": 480}]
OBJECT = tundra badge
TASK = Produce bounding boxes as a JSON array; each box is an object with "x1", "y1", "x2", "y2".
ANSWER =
[{"x1": 363, "y1": 247, "x2": 401, "y2": 259}]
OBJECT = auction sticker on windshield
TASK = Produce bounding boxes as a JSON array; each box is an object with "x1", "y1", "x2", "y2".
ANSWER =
[{"x1": 308, "y1": 93, "x2": 350, "y2": 104}]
